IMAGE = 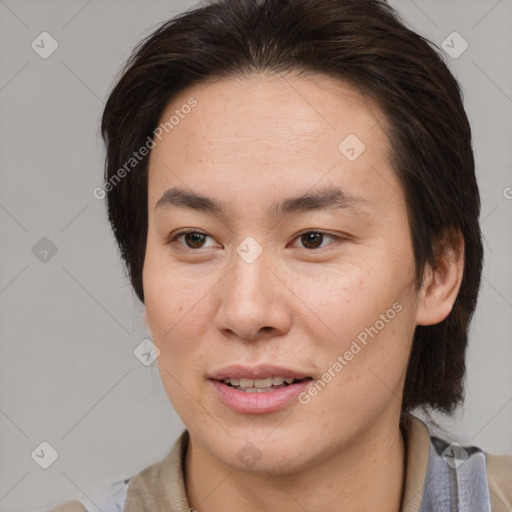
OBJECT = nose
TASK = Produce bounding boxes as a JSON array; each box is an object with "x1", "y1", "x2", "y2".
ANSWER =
[{"x1": 215, "y1": 248, "x2": 292, "y2": 341}]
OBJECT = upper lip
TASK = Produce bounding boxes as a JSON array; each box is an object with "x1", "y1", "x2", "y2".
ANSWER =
[{"x1": 209, "y1": 364, "x2": 312, "y2": 381}]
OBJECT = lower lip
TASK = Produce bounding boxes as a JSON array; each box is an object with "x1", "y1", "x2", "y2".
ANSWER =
[{"x1": 210, "y1": 379, "x2": 312, "y2": 414}]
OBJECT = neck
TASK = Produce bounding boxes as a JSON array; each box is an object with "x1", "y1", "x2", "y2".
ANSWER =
[{"x1": 184, "y1": 413, "x2": 406, "y2": 512}]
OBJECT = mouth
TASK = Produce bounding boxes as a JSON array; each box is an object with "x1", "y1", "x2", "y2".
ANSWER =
[
  {"x1": 217, "y1": 376, "x2": 313, "y2": 393},
  {"x1": 208, "y1": 365, "x2": 314, "y2": 413},
  {"x1": 210, "y1": 370, "x2": 314, "y2": 414}
]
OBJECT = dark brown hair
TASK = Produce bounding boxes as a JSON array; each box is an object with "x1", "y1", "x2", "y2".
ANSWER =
[{"x1": 101, "y1": 0, "x2": 483, "y2": 412}]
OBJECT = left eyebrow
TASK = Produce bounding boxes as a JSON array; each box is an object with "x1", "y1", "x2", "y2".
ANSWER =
[
  {"x1": 155, "y1": 185, "x2": 374, "y2": 218},
  {"x1": 267, "y1": 186, "x2": 374, "y2": 218}
]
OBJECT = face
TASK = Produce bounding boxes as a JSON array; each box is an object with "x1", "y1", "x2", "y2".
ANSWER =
[{"x1": 143, "y1": 73, "x2": 421, "y2": 474}]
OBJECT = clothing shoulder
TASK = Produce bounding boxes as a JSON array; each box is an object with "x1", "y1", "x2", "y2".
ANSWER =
[
  {"x1": 45, "y1": 499, "x2": 88, "y2": 512},
  {"x1": 46, "y1": 478, "x2": 129, "y2": 512},
  {"x1": 45, "y1": 432, "x2": 187, "y2": 512},
  {"x1": 486, "y1": 452, "x2": 512, "y2": 511}
]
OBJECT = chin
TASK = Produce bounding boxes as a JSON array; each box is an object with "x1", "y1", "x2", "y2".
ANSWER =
[{"x1": 209, "y1": 429, "x2": 320, "y2": 475}]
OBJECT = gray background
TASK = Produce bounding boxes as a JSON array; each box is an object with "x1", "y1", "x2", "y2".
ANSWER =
[{"x1": 0, "y1": 0, "x2": 511, "y2": 511}]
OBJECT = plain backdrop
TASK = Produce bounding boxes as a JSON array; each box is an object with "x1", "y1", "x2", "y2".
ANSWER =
[{"x1": 0, "y1": 0, "x2": 511, "y2": 511}]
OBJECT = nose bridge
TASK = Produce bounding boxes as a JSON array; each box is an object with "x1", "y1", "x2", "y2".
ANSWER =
[
  {"x1": 215, "y1": 241, "x2": 290, "y2": 339},
  {"x1": 229, "y1": 246, "x2": 272, "y2": 313}
]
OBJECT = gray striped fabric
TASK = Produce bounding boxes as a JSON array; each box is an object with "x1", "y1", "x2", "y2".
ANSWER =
[{"x1": 419, "y1": 436, "x2": 491, "y2": 511}]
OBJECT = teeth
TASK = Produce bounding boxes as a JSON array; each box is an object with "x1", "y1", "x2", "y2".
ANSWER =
[
  {"x1": 223, "y1": 377, "x2": 240, "y2": 385},
  {"x1": 254, "y1": 377, "x2": 273, "y2": 388},
  {"x1": 222, "y1": 376, "x2": 301, "y2": 387}
]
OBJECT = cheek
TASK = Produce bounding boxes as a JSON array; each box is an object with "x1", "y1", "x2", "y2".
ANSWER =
[
  {"x1": 143, "y1": 248, "x2": 209, "y2": 332},
  {"x1": 304, "y1": 309, "x2": 413, "y2": 433},
  {"x1": 303, "y1": 250, "x2": 416, "y2": 379},
  {"x1": 142, "y1": 261, "x2": 212, "y2": 384},
  {"x1": 144, "y1": 263, "x2": 211, "y2": 415},
  {"x1": 297, "y1": 257, "x2": 399, "y2": 335}
]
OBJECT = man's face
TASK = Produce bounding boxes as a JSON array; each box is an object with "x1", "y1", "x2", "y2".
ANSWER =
[{"x1": 143, "y1": 73, "x2": 421, "y2": 473}]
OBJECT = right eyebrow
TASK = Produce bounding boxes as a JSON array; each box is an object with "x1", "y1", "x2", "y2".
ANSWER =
[{"x1": 155, "y1": 187, "x2": 224, "y2": 214}]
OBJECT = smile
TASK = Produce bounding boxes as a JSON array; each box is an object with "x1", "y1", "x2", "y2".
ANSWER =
[
  {"x1": 222, "y1": 376, "x2": 309, "y2": 392},
  {"x1": 211, "y1": 377, "x2": 313, "y2": 414}
]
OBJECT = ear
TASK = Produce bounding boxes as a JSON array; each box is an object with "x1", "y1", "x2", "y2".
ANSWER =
[{"x1": 415, "y1": 229, "x2": 465, "y2": 326}]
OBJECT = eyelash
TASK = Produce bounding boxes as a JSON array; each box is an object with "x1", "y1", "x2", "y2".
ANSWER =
[{"x1": 166, "y1": 229, "x2": 343, "y2": 251}]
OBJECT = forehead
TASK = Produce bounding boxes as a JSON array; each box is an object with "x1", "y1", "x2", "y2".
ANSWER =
[{"x1": 147, "y1": 72, "x2": 404, "y2": 220}]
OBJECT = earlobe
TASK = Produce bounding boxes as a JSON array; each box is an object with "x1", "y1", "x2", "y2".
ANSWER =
[{"x1": 415, "y1": 231, "x2": 465, "y2": 327}]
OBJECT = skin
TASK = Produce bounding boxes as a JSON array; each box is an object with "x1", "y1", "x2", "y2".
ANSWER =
[{"x1": 142, "y1": 72, "x2": 464, "y2": 512}]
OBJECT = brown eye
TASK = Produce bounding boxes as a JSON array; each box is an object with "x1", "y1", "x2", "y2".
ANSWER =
[
  {"x1": 183, "y1": 232, "x2": 207, "y2": 249},
  {"x1": 301, "y1": 232, "x2": 324, "y2": 249},
  {"x1": 168, "y1": 230, "x2": 217, "y2": 250},
  {"x1": 294, "y1": 231, "x2": 338, "y2": 249}
]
